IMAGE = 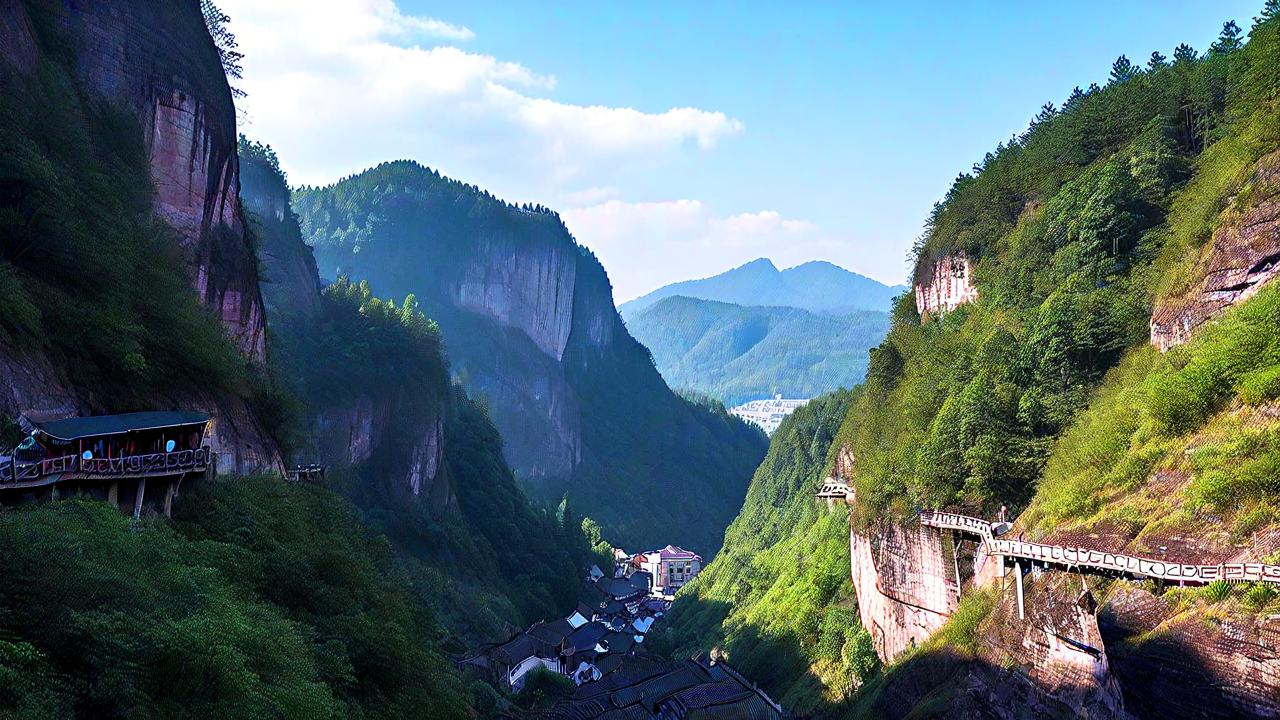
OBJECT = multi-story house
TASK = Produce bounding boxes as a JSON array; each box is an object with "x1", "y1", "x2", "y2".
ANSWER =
[{"x1": 636, "y1": 545, "x2": 703, "y2": 597}]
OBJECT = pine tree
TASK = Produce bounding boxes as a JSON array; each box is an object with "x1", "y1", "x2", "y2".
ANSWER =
[
  {"x1": 1209, "y1": 20, "x2": 1243, "y2": 56},
  {"x1": 200, "y1": 1, "x2": 245, "y2": 99},
  {"x1": 1147, "y1": 50, "x2": 1168, "y2": 71},
  {"x1": 1256, "y1": 0, "x2": 1280, "y2": 29},
  {"x1": 1173, "y1": 43, "x2": 1198, "y2": 64},
  {"x1": 1063, "y1": 86, "x2": 1085, "y2": 112},
  {"x1": 1109, "y1": 55, "x2": 1138, "y2": 84}
]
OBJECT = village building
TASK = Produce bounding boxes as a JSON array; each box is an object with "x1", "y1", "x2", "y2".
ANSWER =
[{"x1": 634, "y1": 545, "x2": 702, "y2": 597}]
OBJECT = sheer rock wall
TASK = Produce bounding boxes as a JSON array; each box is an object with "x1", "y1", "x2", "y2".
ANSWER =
[{"x1": 1152, "y1": 152, "x2": 1280, "y2": 351}]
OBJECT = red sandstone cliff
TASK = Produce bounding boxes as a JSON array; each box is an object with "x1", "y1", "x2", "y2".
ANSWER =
[
  {"x1": 12, "y1": 0, "x2": 268, "y2": 361},
  {"x1": 1152, "y1": 152, "x2": 1280, "y2": 351}
]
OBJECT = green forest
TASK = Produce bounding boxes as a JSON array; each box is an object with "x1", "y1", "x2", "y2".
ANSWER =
[
  {"x1": 0, "y1": 480, "x2": 473, "y2": 719},
  {"x1": 842, "y1": 12, "x2": 1280, "y2": 524},
  {"x1": 241, "y1": 142, "x2": 600, "y2": 644},
  {"x1": 0, "y1": 6, "x2": 598, "y2": 716},
  {"x1": 651, "y1": 391, "x2": 878, "y2": 715}
]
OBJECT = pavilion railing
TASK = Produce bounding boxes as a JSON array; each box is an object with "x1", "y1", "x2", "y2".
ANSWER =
[{"x1": 0, "y1": 447, "x2": 211, "y2": 484}]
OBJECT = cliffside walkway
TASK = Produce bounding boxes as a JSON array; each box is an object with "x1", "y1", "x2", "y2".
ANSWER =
[{"x1": 920, "y1": 510, "x2": 1280, "y2": 586}]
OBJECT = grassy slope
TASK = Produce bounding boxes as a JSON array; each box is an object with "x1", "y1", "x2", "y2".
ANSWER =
[{"x1": 625, "y1": 296, "x2": 890, "y2": 406}]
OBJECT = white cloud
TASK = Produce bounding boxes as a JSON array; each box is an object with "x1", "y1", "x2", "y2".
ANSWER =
[
  {"x1": 562, "y1": 200, "x2": 848, "y2": 302},
  {"x1": 221, "y1": 0, "x2": 742, "y2": 196}
]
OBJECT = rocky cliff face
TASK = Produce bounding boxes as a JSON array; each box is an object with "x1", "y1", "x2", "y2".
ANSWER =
[
  {"x1": 848, "y1": 507, "x2": 1132, "y2": 718},
  {"x1": 241, "y1": 153, "x2": 452, "y2": 507},
  {"x1": 295, "y1": 163, "x2": 767, "y2": 553},
  {"x1": 312, "y1": 393, "x2": 452, "y2": 508},
  {"x1": 914, "y1": 252, "x2": 978, "y2": 316},
  {"x1": 1152, "y1": 152, "x2": 1280, "y2": 351},
  {"x1": 969, "y1": 573, "x2": 1129, "y2": 720},
  {"x1": 239, "y1": 151, "x2": 321, "y2": 319},
  {"x1": 1102, "y1": 585, "x2": 1280, "y2": 720},
  {"x1": 453, "y1": 231, "x2": 578, "y2": 361},
  {"x1": 849, "y1": 519, "x2": 958, "y2": 661},
  {"x1": 33, "y1": 0, "x2": 268, "y2": 361},
  {"x1": 295, "y1": 171, "x2": 632, "y2": 485}
]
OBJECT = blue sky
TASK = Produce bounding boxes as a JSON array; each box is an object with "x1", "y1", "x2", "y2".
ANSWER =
[{"x1": 224, "y1": 0, "x2": 1261, "y2": 300}]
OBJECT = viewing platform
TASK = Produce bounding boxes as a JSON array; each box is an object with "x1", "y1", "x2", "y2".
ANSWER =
[{"x1": 0, "y1": 411, "x2": 215, "y2": 517}]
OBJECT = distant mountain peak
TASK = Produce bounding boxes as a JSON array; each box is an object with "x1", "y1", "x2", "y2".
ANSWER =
[
  {"x1": 740, "y1": 257, "x2": 779, "y2": 270},
  {"x1": 621, "y1": 258, "x2": 904, "y2": 318}
]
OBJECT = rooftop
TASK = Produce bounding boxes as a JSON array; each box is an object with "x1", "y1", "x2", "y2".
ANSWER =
[{"x1": 28, "y1": 411, "x2": 211, "y2": 442}]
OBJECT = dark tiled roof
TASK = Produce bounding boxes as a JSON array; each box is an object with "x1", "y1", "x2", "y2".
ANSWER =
[
  {"x1": 609, "y1": 663, "x2": 710, "y2": 710},
  {"x1": 664, "y1": 679, "x2": 753, "y2": 710},
  {"x1": 565, "y1": 622, "x2": 610, "y2": 653},
  {"x1": 596, "y1": 576, "x2": 645, "y2": 599},
  {"x1": 593, "y1": 653, "x2": 627, "y2": 676},
  {"x1": 31, "y1": 411, "x2": 210, "y2": 441},
  {"x1": 600, "y1": 631, "x2": 636, "y2": 654},
  {"x1": 573, "y1": 657, "x2": 678, "y2": 701},
  {"x1": 593, "y1": 704, "x2": 650, "y2": 720},
  {"x1": 684, "y1": 694, "x2": 782, "y2": 720},
  {"x1": 528, "y1": 618, "x2": 575, "y2": 646},
  {"x1": 493, "y1": 632, "x2": 553, "y2": 666},
  {"x1": 516, "y1": 657, "x2": 786, "y2": 720}
]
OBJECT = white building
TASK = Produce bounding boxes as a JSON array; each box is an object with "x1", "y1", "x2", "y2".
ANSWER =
[
  {"x1": 635, "y1": 545, "x2": 703, "y2": 597},
  {"x1": 730, "y1": 394, "x2": 809, "y2": 435}
]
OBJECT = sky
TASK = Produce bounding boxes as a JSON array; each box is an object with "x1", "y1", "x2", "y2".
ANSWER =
[{"x1": 220, "y1": 0, "x2": 1262, "y2": 302}]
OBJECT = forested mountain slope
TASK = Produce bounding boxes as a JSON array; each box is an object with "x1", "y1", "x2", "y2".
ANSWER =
[
  {"x1": 293, "y1": 163, "x2": 766, "y2": 555},
  {"x1": 621, "y1": 258, "x2": 905, "y2": 318},
  {"x1": 625, "y1": 296, "x2": 889, "y2": 405},
  {"x1": 651, "y1": 391, "x2": 878, "y2": 716},
  {"x1": 664, "y1": 10, "x2": 1280, "y2": 719}
]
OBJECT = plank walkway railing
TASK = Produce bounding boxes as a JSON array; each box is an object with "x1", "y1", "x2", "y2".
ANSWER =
[
  {"x1": 920, "y1": 510, "x2": 1280, "y2": 586},
  {"x1": 0, "y1": 447, "x2": 211, "y2": 486}
]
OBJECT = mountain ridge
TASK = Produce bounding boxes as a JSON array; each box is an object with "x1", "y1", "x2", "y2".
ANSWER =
[{"x1": 620, "y1": 257, "x2": 906, "y2": 318}]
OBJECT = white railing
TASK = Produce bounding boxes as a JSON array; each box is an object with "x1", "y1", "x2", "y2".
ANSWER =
[{"x1": 921, "y1": 510, "x2": 1280, "y2": 586}]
